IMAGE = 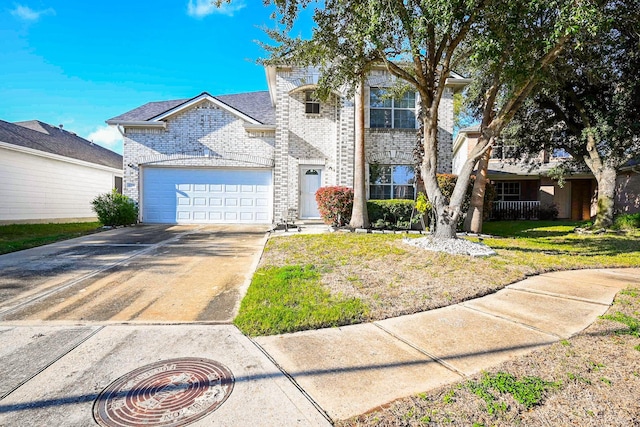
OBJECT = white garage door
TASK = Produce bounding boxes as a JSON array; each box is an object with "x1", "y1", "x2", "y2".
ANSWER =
[{"x1": 142, "y1": 167, "x2": 272, "y2": 224}]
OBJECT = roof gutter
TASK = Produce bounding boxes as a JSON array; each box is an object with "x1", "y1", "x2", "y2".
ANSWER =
[
  {"x1": 0, "y1": 141, "x2": 122, "y2": 174},
  {"x1": 445, "y1": 77, "x2": 472, "y2": 91},
  {"x1": 243, "y1": 123, "x2": 276, "y2": 132},
  {"x1": 105, "y1": 120, "x2": 167, "y2": 129}
]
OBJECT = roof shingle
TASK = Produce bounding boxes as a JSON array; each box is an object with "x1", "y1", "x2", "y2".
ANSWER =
[
  {"x1": 0, "y1": 120, "x2": 122, "y2": 170},
  {"x1": 107, "y1": 91, "x2": 275, "y2": 125}
]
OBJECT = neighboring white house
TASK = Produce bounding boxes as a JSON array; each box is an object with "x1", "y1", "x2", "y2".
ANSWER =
[
  {"x1": 0, "y1": 120, "x2": 123, "y2": 224},
  {"x1": 107, "y1": 66, "x2": 467, "y2": 225}
]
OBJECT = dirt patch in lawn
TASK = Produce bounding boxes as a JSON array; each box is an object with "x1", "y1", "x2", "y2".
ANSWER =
[{"x1": 260, "y1": 234, "x2": 528, "y2": 321}]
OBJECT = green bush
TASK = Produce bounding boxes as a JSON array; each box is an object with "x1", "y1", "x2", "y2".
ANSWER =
[
  {"x1": 614, "y1": 213, "x2": 640, "y2": 230},
  {"x1": 315, "y1": 186, "x2": 353, "y2": 226},
  {"x1": 91, "y1": 189, "x2": 138, "y2": 226},
  {"x1": 367, "y1": 199, "x2": 416, "y2": 229},
  {"x1": 539, "y1": 204, "x2": 559, "y2": 220}
]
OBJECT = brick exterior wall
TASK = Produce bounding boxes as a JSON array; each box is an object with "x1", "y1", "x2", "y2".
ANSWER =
[
  {"x1": 272, "y1": 66, "x2": 455, "y2": 219},
  {"x1": 123, "y1": 67, "x2": 457, "y2": 223},
  {"x1": 122, "y1": 100, "x2": 274, "y2": 204},
  {"x1": 616, "y1": 172, "x2": 640, "y2": 214}
]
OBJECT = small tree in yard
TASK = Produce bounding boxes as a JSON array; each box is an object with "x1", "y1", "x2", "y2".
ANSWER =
[
  {"x1": 91, "y1": 189, "x2": 138, "y2": 227},
  {"x1": 315, "y1": 186, "x2": 353, "y2": 226}
]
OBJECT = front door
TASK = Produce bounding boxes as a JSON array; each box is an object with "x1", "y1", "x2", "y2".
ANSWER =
[{"x1": 300, "y1": 167, "x2": 323, "y2": 219}]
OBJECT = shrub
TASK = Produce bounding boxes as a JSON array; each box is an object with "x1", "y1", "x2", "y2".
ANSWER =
[
  {"x1": 315, "y1": 186, "x2": 353, "y2": 226},
  {"x1": 91, "y1": 189, "x2": 138, "y2": 226},
  {"x1": 367, "y1": 199, "x2": 416, "y2": 229},
  {"x1": 613, "y1": 213, "x2": 640, "y2": 230},
  {"x1": 539, "y1": 204, "x2": 559, "y2": 220}
]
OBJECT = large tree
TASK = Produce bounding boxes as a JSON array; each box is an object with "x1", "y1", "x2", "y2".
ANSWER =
[
  {"x1": 461, "y1": 1, "x2": 594, "y2": 233},
  {"x1": 219, "y1": 0, "x2": 596, "y2": 238},
  {"x1": 502, "y1": 0, "x2": 640, "y2": 228}
]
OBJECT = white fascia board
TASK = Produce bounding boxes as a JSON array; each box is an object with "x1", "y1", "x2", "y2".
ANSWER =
[
  {"x1": 152, "y1": 94, "x2": 262, "y2": 125},
  {"x1": 445, "y1": 77, "x2": 472, "y2": 90},
  {"x1": 0, "y1": 141, "x2": 123, "y2": 174},
  {"x1": 266, "y1": 66, "x2": 278, "y2": 106},
  {"x1": 105, "y1": 120, "x2": 167, "y2": 128},
  {"x1": 243, "y1": 123, "x2": 276, "y2": 132},
  {"x1": 452, "y1": 132, "x2": 468, "y2": 156}
]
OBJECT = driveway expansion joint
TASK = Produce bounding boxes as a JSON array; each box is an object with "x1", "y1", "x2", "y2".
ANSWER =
[
  {"x1": 247, "y1": 336, "x2": 334, "y2": 424},
  {"x1": 0, "y1": 325, "x2": 105, "y2": 401}
]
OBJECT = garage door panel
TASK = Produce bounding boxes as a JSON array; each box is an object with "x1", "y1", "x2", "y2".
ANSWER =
[{"x1": 142, "y1": 168, "x2": 272, "y2": 224}]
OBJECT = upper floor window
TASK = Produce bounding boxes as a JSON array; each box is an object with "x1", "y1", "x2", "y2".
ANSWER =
[
  {"x1": 370, "y1": 88, "x2": 416, "y2": 129},
  {"x1": 491, "y1": 144, "x2": 518, "y2": 160},
  {"x1": 305, "y1": 91, "x2": 320, "y2": 114},
  {"x1": 369, "y1": 164, "x2": 415, "y2": 199}
]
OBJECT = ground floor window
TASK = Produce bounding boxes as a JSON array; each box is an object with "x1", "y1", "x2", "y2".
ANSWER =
[
  {"x1": 494, "y1": 181, "x2": 521, "y2": 201},
  {"x1": 369, "y1": 164, "x2": 415, "y2": 199}
]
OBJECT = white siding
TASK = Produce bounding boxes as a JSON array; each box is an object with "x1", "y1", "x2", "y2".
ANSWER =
[{"x1": 0, "y1": 147, "x2": 121, "y2": 223}]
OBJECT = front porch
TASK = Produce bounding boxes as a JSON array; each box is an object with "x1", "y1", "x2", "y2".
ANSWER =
[{"x1": 491, "y1": 201, "x2": 541, "y2": 220}]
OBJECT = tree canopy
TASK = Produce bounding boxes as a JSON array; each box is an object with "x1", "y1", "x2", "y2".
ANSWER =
[
  {"x1": 218, "y1": 0, "x2": 600, "y2": 236},
  {"x1": 502, "y1": 0, "x2": 640, "y2": 227}
]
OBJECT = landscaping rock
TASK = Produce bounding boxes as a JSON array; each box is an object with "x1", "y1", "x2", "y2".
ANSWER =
[{"x1": 403, "y1": 236, "x2": 496, "y2": 257}]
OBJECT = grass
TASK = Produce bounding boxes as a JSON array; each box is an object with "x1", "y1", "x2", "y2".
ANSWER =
[
  {"x1": 233, "y1": 265, "x2": 367, "y2": 336},
  {"x1": 242, "y1": 220, "x2": 640, "y2": 334},
  {"x1": 464, "y1": 372, "x2": 561, "y2": 413},
  {"x1": 0, "y1": 222, "x2": 103, "y2": 254}
]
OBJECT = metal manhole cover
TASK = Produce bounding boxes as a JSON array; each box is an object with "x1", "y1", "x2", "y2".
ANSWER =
[{"x1": 93, "y1": 358, "x2": 234, "y2": 427}]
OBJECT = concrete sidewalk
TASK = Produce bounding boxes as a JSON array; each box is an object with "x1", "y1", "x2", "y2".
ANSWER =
[
  {"x1": 0, "y1": 268, "x2": 637, "y2": 425},
  {"x1": 255, "y1": 268, "x2": 640, "y2": 420}
]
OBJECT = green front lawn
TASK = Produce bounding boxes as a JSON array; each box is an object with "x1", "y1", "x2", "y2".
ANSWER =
[
  {"x1": 0, "y1": 222, "x2": 103, "y2": 255},
  {"x1": 234, "y1": 265, "x2": 367, "y2": 336},
  {"x1": 234, "y1": 221, "x2": 640, "y2": 336}
]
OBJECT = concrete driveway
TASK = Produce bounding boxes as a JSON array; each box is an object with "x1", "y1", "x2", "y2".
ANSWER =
[
  {"x1": 0, "y1": 225, "x2": 332, "y2": 427},
  {"x1": 0, "y1": 224, "x2": 269, "y2": 323}
]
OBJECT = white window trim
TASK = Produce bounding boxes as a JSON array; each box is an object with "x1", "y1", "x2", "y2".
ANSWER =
[
  {"x1": 368, "y1": 164, "x2": 416, "y2": 200},
  {"x1": 369, "y1": 87, "x2": 417, "y2": 129},
  {"x1": 304, "y1": 91, "x2": 320, "y2": 115}
]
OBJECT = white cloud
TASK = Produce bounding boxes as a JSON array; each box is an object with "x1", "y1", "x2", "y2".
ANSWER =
[
  {"x1": 10, "y1": 4, "x2": 55, "y2": 22},
  {"x1": 88, "y1": 126, "x2": 122, "y2": 150},
  {"x1": 187, "y1": 0, "x2": 246, "y2": 18}
]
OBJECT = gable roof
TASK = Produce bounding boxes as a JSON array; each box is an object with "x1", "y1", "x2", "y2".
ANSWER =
[
  {"x1": 0, "y1": 120, "x2": 122, "y2": 170},
  {"x1": 107, "y1": 91, "x2": 275, "y2": 126}
]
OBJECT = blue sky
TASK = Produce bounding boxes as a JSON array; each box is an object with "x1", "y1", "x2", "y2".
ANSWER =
[{"x1": 0, "y1": 1, "x2": 314, "y2": 154}]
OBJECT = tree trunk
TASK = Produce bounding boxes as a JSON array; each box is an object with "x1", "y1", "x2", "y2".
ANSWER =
[
  {"x1": 464, "y1": 145, "x2": 492, "y2": 233},
  {"x1": 593, "y1": 165, "x2": 617, "y2": 229},
  {"x1": 419, "y1": 113, "x2": 460, "y2": 239},
  {"x1": 433, "y1": 205, "x2": 459, "y2": 238},
  {"x1": 349, "y1": 76, "x2": 369, "y2": 229},
  {"x1": 581, "y1": 132, "x2": 617, "y2": 230}
]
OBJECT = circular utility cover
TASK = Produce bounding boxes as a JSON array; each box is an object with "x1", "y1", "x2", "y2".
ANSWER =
[{"x1": 93, "y1": 358, "x2": 234, "y2": 427}]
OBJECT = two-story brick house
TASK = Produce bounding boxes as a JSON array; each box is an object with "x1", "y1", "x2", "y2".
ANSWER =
[
  {"x1": 107, "y1": 66, "x2": 466, "y2": 224},
  {"x1": 452, "y1": 126, "x2": 640, "y2": 220}
]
